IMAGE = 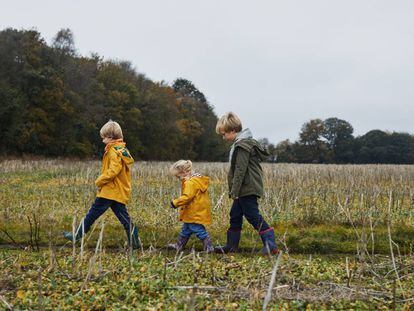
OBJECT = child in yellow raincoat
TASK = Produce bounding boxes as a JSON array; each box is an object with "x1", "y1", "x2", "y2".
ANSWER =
[
  {"x1": 168, "y1": 160, "x2": 213, "y2": 252},
  {"x1": 63, "y1": 120, "x2": 140, "y2": 249}
]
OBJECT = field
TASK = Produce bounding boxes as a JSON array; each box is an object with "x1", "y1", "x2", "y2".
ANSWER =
[{"x1": 1, "y1": 160, "x2": 414, "y2": 310}]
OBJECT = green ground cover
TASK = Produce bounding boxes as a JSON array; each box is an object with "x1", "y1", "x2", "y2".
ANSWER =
[
  {"x1": 1, "y1": 249, "x2": 414, "y2": 310},
  {"x1": 1, "y1": 160, "x2": 414, "y2": 309}
]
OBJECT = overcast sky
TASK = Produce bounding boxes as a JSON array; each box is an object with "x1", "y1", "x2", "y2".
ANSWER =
[{"x1": 1, "y1": 0, "x2": 414, "y2": 143}]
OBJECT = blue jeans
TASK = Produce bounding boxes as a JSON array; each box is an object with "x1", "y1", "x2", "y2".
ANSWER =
[
  {"x1": 229, "y1": 195, "x2": 270, "y2": 232},
  {"x1": 179, "y1": 223, "x2": 209, "y2": 240},
  {"x1": 81, "y1": 197, "x2": 135, "y2": 237}
]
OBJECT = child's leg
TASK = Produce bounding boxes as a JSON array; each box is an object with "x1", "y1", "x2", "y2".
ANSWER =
[
  {"x1": 167, "y1": 224, "x2": 191, "y2": 251},
  {"x1": 238, "y1": 196, "x2": 270, "y2": 231},
  {"x1": 214, "y1": 200, "x2": 242, "y2": 253},
  {"x1": 82, "y1": 198, "x2": 112, "y2": 233},
  {"x1": 110, "y1": 201, "x2": 133, "y2": 233},
  {"x1": 64, "y1": 197, "x2": 111, "y2": 241},
  {"x1": 229, "y1": 199, "x2": 244, "y2": 231},
  {"x1": 110, "y1": 202, "x2": 139, "y2": 248},
  {"x1": 179, "y1": 223, "x2": 193, "y2": 239},
  {"x1": 188, "y1": 224, "x2": 208, "y2": 240},
  {"x1": 189, "y1": 224, "x2": 213, "y2": 252},
  {"x1": 239, "y1": 196, "x2": 278, "y2": 254}
]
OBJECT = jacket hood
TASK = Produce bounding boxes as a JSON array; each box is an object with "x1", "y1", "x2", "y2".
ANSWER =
[
  {"x1": 189, "y1": 175, "x2": 209, "y2": 192},
  {"x1": 110, "y1": 142, "x2": 134, "y2": 165},
  {"x1": 235, "y1": 138, "x2": 270, "y2": 161},
  {"x1": 229, "y1": 128, "x2": 253, "y2": 162},
  {"x1": 235, "y1": 128, "x2": 253, "y2": 141}
]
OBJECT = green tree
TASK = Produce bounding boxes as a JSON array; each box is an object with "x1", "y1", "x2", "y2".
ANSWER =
[
  {"x1": 322, "y1": 117, "x2": 354, "y2": 163},
  {"x1": 355, "y1": 130, "x2": 414, "y2": 164},
  {"x1": 274, "y1": 139, "x2": 296, "y2": 162},
  {"x1": 355, "y1": 130, "x2": 388, "y2": 163},
  {"x1": 173, "y1": 78, "x2": 207, "y2": 104},
  {"x1": 298, "y1": 119, "x2": 329, "y2": 163},
  {"x1": 136, "y1": 83, "x2": 182, "y2": 160},
  {"x1": 0, "y1": 29, "x2": 41, "y2": 154},
  {"x1": 52, "y1": 28, "x2": 75, "y2": 55}
]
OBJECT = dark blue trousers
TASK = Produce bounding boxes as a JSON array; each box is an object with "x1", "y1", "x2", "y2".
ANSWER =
[
  {"x1": 229, "y1": 195, "x2": 270, "y2": 232},
  {"x1": 81, "y1": 197, "x2": 134, "y2": 236}
]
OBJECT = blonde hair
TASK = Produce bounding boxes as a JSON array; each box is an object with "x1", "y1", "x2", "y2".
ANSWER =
[
  {"x1": 170, "y1": 160, "x2": 193, "y2": 176},
  {"x1": 215, "y1": 112, "x2": 242, "y2": 134},
  {"x1": 100, "y1": 120, "x2": 123, "y2": 139}
]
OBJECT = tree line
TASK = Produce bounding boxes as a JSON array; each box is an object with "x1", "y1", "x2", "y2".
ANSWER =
[
  {"x1": 271, "y1": 118, "x2": 414, "y2": 164},
  {"x1": 1, "y1": 28, "x2": 413, "y2": 163},
  {"x1": 0, "y1": 28, "x2": 227, "y2": 160}
]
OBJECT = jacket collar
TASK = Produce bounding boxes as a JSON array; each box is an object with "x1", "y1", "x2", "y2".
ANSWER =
[{"x1": 104, "y1": 139, "x2": 124, "y2": 152}]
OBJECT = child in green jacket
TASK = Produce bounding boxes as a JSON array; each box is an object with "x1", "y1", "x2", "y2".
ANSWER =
[{"x1": 215, "y1": 112, "x2": 278, "y2": 255}]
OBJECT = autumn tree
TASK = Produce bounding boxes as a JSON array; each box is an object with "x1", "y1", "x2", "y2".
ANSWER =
[
  {"x1": 173, "y1": 78, "x2": 227, "y2": 161},
  {"x1": 0, "y1": 29, "x2": 227, "y2": 160}
]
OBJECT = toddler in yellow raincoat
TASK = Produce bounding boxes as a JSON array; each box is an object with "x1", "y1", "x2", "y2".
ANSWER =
[{"x1": 168, "y1": 160, "x2": 213, "y2": 252}]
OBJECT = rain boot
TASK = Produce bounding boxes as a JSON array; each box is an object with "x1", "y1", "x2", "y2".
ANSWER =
[
  {"x1": 259, "y1": 228, "x2": 279, "y2": 255},
  {"x1": 128, "y1": 226, "x2": 141, "y2": 249},
  {"x1": 63, "y1": 222, "x2": 84, "y2": 242},
  {"x1": 214, "y1": 229, "x2": 241, "y2": 254},
  {"x1": 202, "y1": 236, "x2": 214, "y2": 253},
  {"x1": 167, "y1": 235, "x2": 190, "y2": 251}
]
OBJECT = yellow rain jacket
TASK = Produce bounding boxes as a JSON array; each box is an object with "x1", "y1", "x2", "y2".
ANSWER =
[
  {"x1": 173, "y1": 175, "x2": 212, "y2": 225},
  {"x1": 95, "y1": 141, "x2": 134, "y2": 205}
]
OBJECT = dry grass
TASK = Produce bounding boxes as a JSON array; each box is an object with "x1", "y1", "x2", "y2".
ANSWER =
[{"x1": 1, "y1": 160, "x2": 414, "y2": 309}]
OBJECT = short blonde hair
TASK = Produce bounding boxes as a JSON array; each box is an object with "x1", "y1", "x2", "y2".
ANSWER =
[
  {"x1": 100, "y1": 120, "x2": 123, "y2": 139},
  {"x1": 216, "y1": 112, "x2": 242, "y2": 134},
  {"x1": 170, "y1": 160, "x2": 193, "y2": 176}
]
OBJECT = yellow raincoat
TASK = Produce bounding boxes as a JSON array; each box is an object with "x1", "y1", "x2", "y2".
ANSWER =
[
  {"x1": 95, "y1": 141, "x2": 134, "y2": 205},
  {"x1": 173, "y1": 175, "x2": 212, "y2": 225}
]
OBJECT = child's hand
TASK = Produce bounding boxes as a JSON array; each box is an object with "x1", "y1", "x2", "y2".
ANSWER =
[
  {"x1": 170, "y1": 201, "x2": 177, "y2": 209},
  {"x1": 229, "y1": 192, "x2": 238, "y2": 200}
]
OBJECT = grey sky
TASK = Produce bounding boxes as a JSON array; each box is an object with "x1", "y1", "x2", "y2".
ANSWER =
[{"x1": 1, "y1": 0, "x2": 414, "y2": 143}]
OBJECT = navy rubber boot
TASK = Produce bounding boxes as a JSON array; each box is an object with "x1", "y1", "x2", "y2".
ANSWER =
[
  {"x1": 259, "y1": 228, "x2": 279, "y2": 255},
  {"x1": 214, "y1": 229, "x2": 241, "y2": 254}
]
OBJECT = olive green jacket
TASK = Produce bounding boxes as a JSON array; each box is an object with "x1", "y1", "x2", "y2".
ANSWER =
[{"x1": 228, "y1": 138, "x2": 270, "y2": 199}]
